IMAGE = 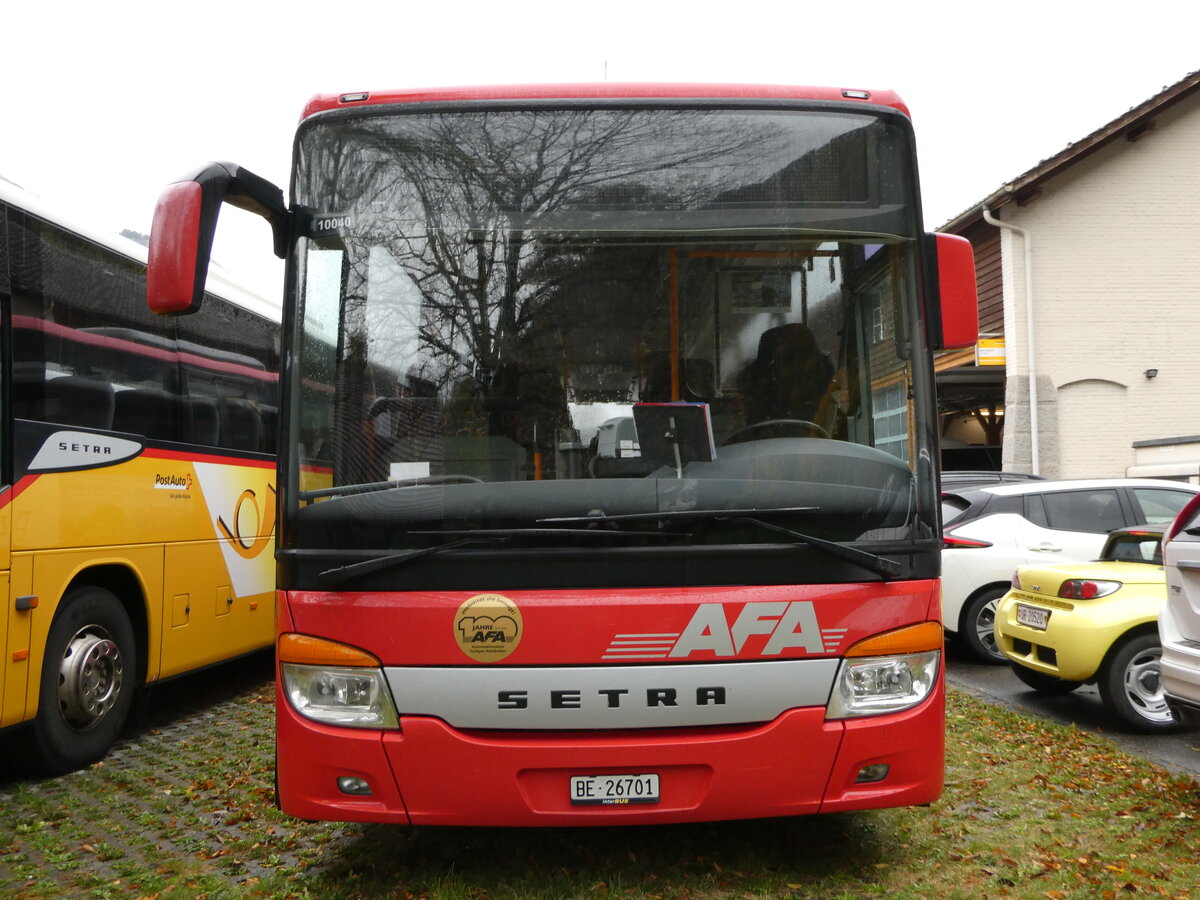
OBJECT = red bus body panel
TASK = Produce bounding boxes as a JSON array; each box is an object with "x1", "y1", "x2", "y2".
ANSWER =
[
  {"x1": 301, "y1": 84, "x2": 911, "y2": 121},
  {"x1": 276, "y1": 582, "x2": 944, "y2": 825}
]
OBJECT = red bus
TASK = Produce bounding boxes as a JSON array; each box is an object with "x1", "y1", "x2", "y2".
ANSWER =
[{"x1": 148, "y1": 84, "x2": 977, "y2": 825}]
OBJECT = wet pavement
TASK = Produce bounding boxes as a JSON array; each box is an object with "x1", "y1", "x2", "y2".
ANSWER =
[{"x1": 944, "y1": 641, "x2": 1200, "y2": 778}]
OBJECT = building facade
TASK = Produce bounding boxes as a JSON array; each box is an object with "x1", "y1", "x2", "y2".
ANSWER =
[{"x1": 940, "y1": 71, "x2": 1200, "y2": 482}]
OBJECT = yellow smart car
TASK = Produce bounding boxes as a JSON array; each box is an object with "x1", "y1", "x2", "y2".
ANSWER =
[{"x1": 995, "y1": 526, "x2": 1178, "y2": 733}]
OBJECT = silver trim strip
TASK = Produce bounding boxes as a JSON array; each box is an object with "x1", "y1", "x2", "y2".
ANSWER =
[{"x1": 384, "y1": 659, "x2": 840, "y2": 729}]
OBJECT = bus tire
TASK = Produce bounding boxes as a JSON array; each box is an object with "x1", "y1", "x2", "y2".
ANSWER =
[{"x1": 29, "y1": 586, "x2": 138, "y2": 774}]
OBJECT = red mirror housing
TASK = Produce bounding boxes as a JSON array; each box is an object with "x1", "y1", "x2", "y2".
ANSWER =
[
  {"x1": 933, "y1": 233, "x2": 979, "y2": 350},
  {"x1": 146, "y1": 162, "x2": 289, "y2": 316},
  {"x1": 147, "y1": 181, "x2": 206, "y2": 315}
]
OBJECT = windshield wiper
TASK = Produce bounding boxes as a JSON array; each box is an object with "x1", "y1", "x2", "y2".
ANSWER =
[
  {"x1": 316, "y1": 536, "x2": 507, "y2": 586},
  {"x1": 299, "y1": 474, "x2": 482, "y2": 503},
  {"x1": 539, "y1": 507, "x2": 901, "y2": 578},
  {"x1": 314, "y1": 525, "x2": 689, "y2": 587},
  {"x1": 539, "y1": 506, "x2": 818, "y2": 525},
  {"x1": 410, "y1": 528, "x2": 689, "y2": 541},
  {"x1": 315, "y1": 505, "x2": 898, "y2": 584},
  {"x1": 733, "y1": 515, "x2": 902, "y2": 578}
]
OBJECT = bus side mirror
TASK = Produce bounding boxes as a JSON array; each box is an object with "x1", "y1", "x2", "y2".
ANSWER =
[
  {"x1": 147, "y1": 162, "x2": 288, "y2": 315},
  {"x1": 931, "y1": 232, "x2": 979, "y2": 350}
]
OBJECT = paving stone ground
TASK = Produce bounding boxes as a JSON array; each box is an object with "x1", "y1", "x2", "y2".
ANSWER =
[
  {"x1": 0, "y1": 652, "x2": 361, "y2": 897},
  {"x1": 4, "y1": 652, "x2": 1198, "y2": 899}
]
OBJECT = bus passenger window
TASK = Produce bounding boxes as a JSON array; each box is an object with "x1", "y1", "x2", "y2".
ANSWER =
[
  {"x1": 218, "y1": 399, "x2": 263, "y2": 452},
  {"x1": 34, "y1": 375, "x2": 117, "y2": 431},
  {"x1": 113, "y1": 387, "x2": 176, "y2": 441},
  {"x1": 186, "y1": 398, "x2": 221, "y2": 445}
]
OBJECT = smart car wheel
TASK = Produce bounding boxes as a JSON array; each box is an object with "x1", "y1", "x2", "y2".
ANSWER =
[
  {"x1": 1008, "y1": 661, "x2": 1082, "y2": 694},
  {"x1": 961, "y1": 586, "x2": 1008, "y2": 664},
  {"x1": 1098, "y1": 632, "x2": 1180, "y2": 733}
]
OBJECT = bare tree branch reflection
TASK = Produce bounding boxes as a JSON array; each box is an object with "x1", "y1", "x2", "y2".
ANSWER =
[
  {"x1": 300, "y1": 109, "x2": 772, "y2": 407},
  {"x1": 293, "y1": 106, "x2": 913, "y2": 487}
]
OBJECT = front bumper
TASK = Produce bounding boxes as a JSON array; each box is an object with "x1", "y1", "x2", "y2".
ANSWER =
[
  {"x1": 275, "y1": 676, "x2": 945, "y2": 826},
  {"x1": 1164, "y1": 692, "x2": 1200, "y2": 727},
  {"x1": 1159, "y1": 601, "x2": 1200, "y2": 723},
  {"x1": 995, "y1": 590, "x2": 1155, "y2": 682}
]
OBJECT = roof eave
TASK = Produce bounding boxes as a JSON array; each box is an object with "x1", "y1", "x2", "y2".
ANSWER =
[{"x1": 941, "y1": 69, "x2": 1200, "y2": 233}]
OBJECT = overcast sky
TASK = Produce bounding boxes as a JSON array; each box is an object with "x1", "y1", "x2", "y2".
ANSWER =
[{"x1": 6, "y1": 1, "x2": 1199, "y2": 301}]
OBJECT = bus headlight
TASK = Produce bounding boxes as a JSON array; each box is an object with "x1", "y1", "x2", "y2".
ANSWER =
[
  {"x1": 281, "y1": 663, "x2": 399, "y2": 728},
  {"x1": 825, "y1": 651, "x2": 939, "y2": 719},
  {"x1": 825, "y1": 622, "x2": 942, "y2": 719},
  {"x1": 278, "y1": 633, "x2": 399, "y2": 729}
]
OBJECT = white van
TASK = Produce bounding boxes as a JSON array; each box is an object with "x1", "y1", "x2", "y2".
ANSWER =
[{"x1": 1160, "y1": 492, "x2": 1200, "y2": 726}]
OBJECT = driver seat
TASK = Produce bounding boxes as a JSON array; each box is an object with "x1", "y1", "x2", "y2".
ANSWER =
[{"x1": 737, "y1": 323, "x2": 834, "y2": 425}]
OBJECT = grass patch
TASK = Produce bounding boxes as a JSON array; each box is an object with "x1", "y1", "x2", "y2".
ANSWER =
[{"x1": 0, "y1": 676, "x2": 1196, "y2": 899}]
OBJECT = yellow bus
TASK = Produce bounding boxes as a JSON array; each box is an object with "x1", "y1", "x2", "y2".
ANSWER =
[{"x1": 0, "y1": 178, "x2": 279, "y2": 773}]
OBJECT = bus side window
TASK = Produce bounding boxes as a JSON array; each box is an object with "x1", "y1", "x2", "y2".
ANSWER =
[
  {"x1": 113, "y1": 387, "x2": 177, "y2": 441},
  {"x1": 42, "y1": 375, "x2": 116, "y2": 431},
  {"x1": 218, "y1": 398, "x2": 263, "y2": 452},
  {"x1": 186, "y1": 398, "x2": 221, "y2": 445},
  {"x1": 180, "y1": 296, "x2": 280, "y2": 454},
  {"x1": 12, "y1": 366, "x2": 43, "y2": 421},
  {"x1": 260, "y1": 406, "x2": 278, "y2": 454}
]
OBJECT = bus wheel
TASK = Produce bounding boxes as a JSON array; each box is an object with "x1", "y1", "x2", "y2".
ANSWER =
[{"x1": 30, "y1": 587, "x2": 138, "y2": 774}]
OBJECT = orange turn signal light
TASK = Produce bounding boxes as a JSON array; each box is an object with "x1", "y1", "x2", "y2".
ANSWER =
[
  {"x1": 277, "y1": 633, "x2": 380, "y2": 667},
  {"x1": 843, "y1": 621, "x2": 943, "y2": 658}
]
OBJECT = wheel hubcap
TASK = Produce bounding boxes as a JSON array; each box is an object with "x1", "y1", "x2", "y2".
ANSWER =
[
  {"x1": 57, "y1": 626, "x2": 124, "y2": 731},
  {"x1": 976, "y1": 598, "x2": 1003, "y2": 658},
  {"x1": 1123, "y1": 648, "x2": 1171, "y2": 724}
]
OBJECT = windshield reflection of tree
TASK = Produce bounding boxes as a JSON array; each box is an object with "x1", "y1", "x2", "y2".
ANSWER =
[{"x1": 315, "y1": 110, "x2": 771, "y2": 483}]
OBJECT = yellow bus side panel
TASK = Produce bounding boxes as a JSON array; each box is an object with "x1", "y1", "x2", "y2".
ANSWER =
[
  {"x1": 2, "y1": 556, "x2": 34, "y2": 728},
  {"x1": 0, "y1": 570, "x2": 9, "y2": 727},
  {"x1": 0, "y1": 486, "x2": 10, "y2": 726},
  {"x1": 0, "y1": 486, "x2": 10, "y2": 571},
  {"x1": 159, "y1": 539, "x2": 274, "y2": 679},
  {"x1": 13, "y1": 452, "x2": 274, "y2": 551},
  {"x1": 10, "y1": 449, "x2": 276, "y2": 724},
  {"x1": 21, "y1": 545, "x2": 164, "y2": 723}
]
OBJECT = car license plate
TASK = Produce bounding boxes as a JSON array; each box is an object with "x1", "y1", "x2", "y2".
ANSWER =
[
  {"x1": 1016, "y1": 603, "x2": 1050, "y2": 630},
  {"x1": 570, "y1": 773, "x2": 660, "y2": 805}
]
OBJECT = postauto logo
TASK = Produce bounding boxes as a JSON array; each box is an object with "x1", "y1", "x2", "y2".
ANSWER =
[{"x1": 193, "y1": 463, "x2": 276, "y2": 597}]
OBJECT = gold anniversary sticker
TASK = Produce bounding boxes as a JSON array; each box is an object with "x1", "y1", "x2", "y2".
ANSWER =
[{"x1": 455, "y1": 593, "x2": 522, "y2": 662}]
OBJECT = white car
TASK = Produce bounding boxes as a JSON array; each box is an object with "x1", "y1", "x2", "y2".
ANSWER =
[
  {"x1": 941, "y1": 478, "x2": 1199, "y2": 663},
  {"x1": 1161, "y1": 492, "x2": 1200, "y2": 726}
]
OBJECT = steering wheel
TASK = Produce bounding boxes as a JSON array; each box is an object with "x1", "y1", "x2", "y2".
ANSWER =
[{"x1": 723, "y1": 418, "x2": 829, "y2": 445}]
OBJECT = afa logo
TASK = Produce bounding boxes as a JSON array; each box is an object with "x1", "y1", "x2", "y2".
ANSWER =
[{"x1": 455, "y1": 594, "x2": 523, "y2": 662}]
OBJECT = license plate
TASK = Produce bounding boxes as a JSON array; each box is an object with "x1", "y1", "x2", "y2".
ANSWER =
[
  {"x1": 1016, "y1": 603, "x2": 1050, "y2": 630},
  {"x1": 570, "y1": 773, "x2": 660, "y2": 805}
]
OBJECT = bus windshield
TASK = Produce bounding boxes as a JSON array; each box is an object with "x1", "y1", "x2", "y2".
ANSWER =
[{"x1": 289, "y1": 105, "x2": 932, "y2": 562}]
